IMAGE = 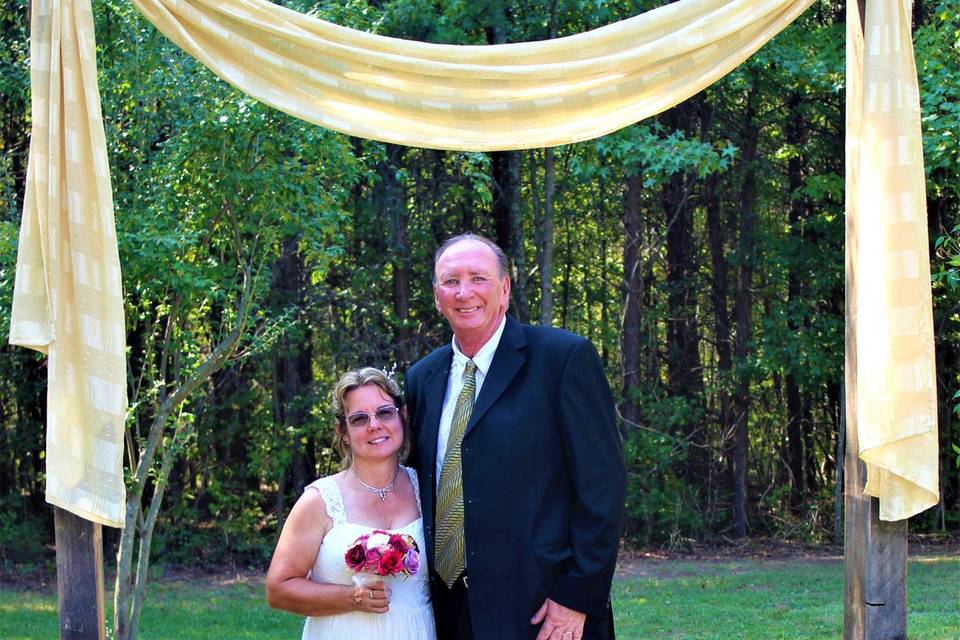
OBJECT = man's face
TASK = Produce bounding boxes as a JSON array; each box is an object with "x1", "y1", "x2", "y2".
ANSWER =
[{"x1": 433, "y1": 240, "x2": 510, "y2": 346}]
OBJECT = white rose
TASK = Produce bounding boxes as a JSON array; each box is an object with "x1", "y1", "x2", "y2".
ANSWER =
[{"x1": 367, "y1": 533, "x2": 390, "y2": 548}]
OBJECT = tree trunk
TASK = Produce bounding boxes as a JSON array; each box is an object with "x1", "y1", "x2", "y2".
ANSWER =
[
  {"x1": 705, "y1": 171, "x2": 732, "y2": 524},
  {"x1": 491, "y1": 150, "x2": 529, "y2": 322},
  {"x1": 730, "y1": 86, "x2": 759, "y2": 539},
  {"x1": 381, "y1": 144, "x2": 414, "y2": 365},
  {"x1": 802, "y1": 397, "x2": 819, "y2": 496},
  {"x1": 536, "y1": 148, "x2": 556, "y2": 325},
  {"x1": 912, "y1": 0, "x2": 925, "y2": 31},
  {"x1": 487, "y1": 14, "x2": 530, "y2": 323},
  {"x1": 785, "y1": 375, "x2": 805, "y2": 510},
  {"x1": 830, "y1": 380, "x2": 844, "y2": 544},
  {"x1": 533, "y1": 0, "x2": 559, "y2": 327},
  {"x1": 271, "y1": 235, "x2": 315, "y2": 511},
  {"x1": 661, "y1": 102, "x2": 707, "y2": 490},
  {"x1": 114, "y1": 274, "x2": 255, "y2": 640},
  {"x1": 598, "y1": 207, "x2": 610, "y2": 365},
  {"x1": 784, "y1": 90, "x2": 807, "y2": 512},
  {"x1": 621, "y1": 174, "x2": 644, "y2": 430}
]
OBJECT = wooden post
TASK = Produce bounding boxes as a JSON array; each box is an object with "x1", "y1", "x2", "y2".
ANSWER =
[
  {"x1": 54, "y1": 507, "x2": 106, "y2": 640},
  {"x1": 843, "y1": 2, "x2": 907, "y2": 638},
  {"x1": 843, "y1": 432, "x2": 908, "y2": 639}
]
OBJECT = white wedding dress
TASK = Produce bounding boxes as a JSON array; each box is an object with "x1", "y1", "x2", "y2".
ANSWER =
[{"x1": 300, "y1": 467, "x2": 437, "y2": 640}]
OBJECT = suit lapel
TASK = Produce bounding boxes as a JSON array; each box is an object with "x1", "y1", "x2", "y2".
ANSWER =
[
  {"x1": 419, "y1": 347, "x2": 452, "y2": 483},
  {"x1": 417, "y1": 347, "x2": 450, "y2": 566},
  {"x1": 465, "y1": 316, "x2": 526, "y2": 436}
]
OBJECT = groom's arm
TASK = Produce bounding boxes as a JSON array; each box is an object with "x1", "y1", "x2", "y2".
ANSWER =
[{"x1": 548, "y1": 337, "x2": 626, "y2": 618}]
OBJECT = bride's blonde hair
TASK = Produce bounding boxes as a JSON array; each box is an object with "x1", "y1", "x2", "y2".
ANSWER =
[{"x1": 332, "y1": 367, "x2": 409, "y2": 467}]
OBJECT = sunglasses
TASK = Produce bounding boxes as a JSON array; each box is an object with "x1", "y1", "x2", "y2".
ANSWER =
[{"x1": 345, "y1": 405, "x2": 401, "y2": 429}]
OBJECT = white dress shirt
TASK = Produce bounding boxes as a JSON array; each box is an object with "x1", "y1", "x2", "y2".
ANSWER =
[{"x1": 435, "y1": 315, "x2": 507, "y2": 487}]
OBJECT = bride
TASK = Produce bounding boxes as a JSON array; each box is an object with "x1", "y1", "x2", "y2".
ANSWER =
[{"x1": 266, "y1": 367, "x2": 436, "y2": 640}]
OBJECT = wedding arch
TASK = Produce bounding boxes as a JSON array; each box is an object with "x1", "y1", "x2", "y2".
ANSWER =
[{"x1": 9, "y1": 0, "x2": 938, "y2": 638}]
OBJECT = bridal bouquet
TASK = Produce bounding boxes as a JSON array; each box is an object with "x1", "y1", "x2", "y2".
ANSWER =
[{"x1": 344, "y1": 530, "x2": 421, "y2": 579}]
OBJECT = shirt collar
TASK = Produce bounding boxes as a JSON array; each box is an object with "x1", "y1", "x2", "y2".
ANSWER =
[{"x1": 451, "y1": 315, "x2": 507, "y2": 377}]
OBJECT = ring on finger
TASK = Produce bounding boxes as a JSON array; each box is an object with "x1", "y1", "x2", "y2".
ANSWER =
[
  {"x1": 562, "y1": 633, "x2": 573, "y2": 640},
  {"x1": 369, "y1": 589, "x2": 375, "y2": 599}
]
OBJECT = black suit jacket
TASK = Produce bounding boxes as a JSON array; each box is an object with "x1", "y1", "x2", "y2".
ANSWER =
[{"x1": 405, "y1": 316, "x2": 626, "y2": 640}]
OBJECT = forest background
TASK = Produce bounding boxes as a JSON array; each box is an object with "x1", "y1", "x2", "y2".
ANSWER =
[{"x1": 1, "y1": 0, "x2": 959, "y2": 572}]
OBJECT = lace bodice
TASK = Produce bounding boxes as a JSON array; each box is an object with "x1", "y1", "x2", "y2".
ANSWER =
[
  {"x1": 310, "y1": 466, "x2": 423, "y2": 527},
  {"x1": 298, "y1": 466, "x2": 435, "y2": 639}
]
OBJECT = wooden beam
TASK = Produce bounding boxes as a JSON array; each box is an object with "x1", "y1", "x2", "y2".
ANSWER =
[
  {"x1": 843, "y1": 437, "x2": 908, "y2": 639},
  {"x1": 54, "y1": 507, "x2": 106, "y2": 640},
  {"x1": 843, "y1": 2, "x2": 907, "y2": 638}
]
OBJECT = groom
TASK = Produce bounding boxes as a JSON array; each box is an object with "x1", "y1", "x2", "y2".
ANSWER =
[{"x1": 405, "y1": 233, "x2": 626, "y2": 640}]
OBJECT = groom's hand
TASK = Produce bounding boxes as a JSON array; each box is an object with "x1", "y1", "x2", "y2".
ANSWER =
[{"x1": 531, "y1": 597, "x2": 586, "y2": 640}]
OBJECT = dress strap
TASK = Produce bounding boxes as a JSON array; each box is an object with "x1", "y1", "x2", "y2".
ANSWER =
[
  {"x1": 404, "y1": 466, "x2": 422, "y2": 517},
  {"x1": 306, "y1": 476, "x2": 347, "y2": 525}
]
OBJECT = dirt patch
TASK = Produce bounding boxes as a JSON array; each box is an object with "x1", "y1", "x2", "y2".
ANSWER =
[
  {"x1": 615, "y1": 534, "x2": 959, "y2": 581},
  {"x1": 0, "y1": 562, "x2": 56, "y2": 593},
  {"x1": 615, "y1": 539, "x2": 841, "y2": 580},
  {"x1": 0, "y1": 562, "x2": 267, "y2": 594},
  {"x1": 4, "y1": 535, "x2": 957, "y2": 591},
  {"x1": 147, "y1": 564, "x2": 266, "y2": 588}
]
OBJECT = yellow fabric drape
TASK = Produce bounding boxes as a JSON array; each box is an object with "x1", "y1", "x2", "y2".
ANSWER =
[
  {"x1": 10, "y1": 0, "x2": 939, "y2": 526},
  {"x1": 848, "y1": 0, "x2": 939, "y2": 521},
  {"x1": 10, "y1": 0, "x2": 126, "y2": 527},
  {"x1": 128, "y1": 0, "x2": 815, "y2": 151}
]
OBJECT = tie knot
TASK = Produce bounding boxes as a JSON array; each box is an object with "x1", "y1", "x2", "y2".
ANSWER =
[{"x1": 464, "y1": 360, "x2": 477, "y2": 378}]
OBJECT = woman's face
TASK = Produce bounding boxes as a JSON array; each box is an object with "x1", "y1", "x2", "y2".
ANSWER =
[{"x1": 342, "y1": 384, "x2": 404, "y2": 464}]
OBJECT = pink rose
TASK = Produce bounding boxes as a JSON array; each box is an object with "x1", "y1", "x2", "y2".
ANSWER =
[
  {"x1": 364, "y1": 548, "x2": 382, "y2": 569},
  {"x1": 344, "y1": 543, "x2": 366, "y2": 571}
]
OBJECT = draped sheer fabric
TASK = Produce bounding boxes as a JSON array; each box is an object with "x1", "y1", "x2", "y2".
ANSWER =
[
  {"x1": 8, "y1": 0, "x2": 937, "y2": 527},
  {"x1": 127, "y1": 0, "x2": 815, "y2": 150},
  {"x1": 10, "y1": 0, "x2": 127, "y2": 526},
  {"x1": 847, "y1": 0, "x2": 939, "y2": 521}
]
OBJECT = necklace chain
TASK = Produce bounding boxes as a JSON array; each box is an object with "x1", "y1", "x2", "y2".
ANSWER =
[{"x1": 353, "y1": 466, "x2": 401, "y2": 501}]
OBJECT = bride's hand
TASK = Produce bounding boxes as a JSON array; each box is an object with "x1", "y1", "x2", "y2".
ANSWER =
[{"x1": 349, "y1": 580, "x2": 390, "y2": 614}]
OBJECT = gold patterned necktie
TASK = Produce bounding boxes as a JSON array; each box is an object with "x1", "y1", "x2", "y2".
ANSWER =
[{"x1": 435, "y1": 359, "x2": 477, "y2": 587}]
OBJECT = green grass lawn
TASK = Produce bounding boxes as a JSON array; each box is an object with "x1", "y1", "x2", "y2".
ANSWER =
[
  {"x1": 2, "y1": 555, "x2": 957, "y2": 639},
  {"x1": 613, "y1": 555, "x2": 959, "y2": 639}
]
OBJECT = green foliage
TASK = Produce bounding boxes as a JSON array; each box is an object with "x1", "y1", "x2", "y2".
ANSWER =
[
  {"x1": 918, "y1": 3, "x2": 960, "y2": 187},
  {"x1": 934, "y1": 225, "x2": 960, "y2": 291},
  {"x1": 623, "y1": 424, "x2": 705, "y2": 544},
  {"x1": 589, "y1": 124, "x2": 734, "y2": 186},
  {"x1": 0, "y1": 0, "x2": 957, "y2": 573},
  {"x1": 925, "y1": 4, "x2": 960, "y2": 524},
  {"x1": 0, "y1": 496, "x2": 52, "y2": 569}
]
